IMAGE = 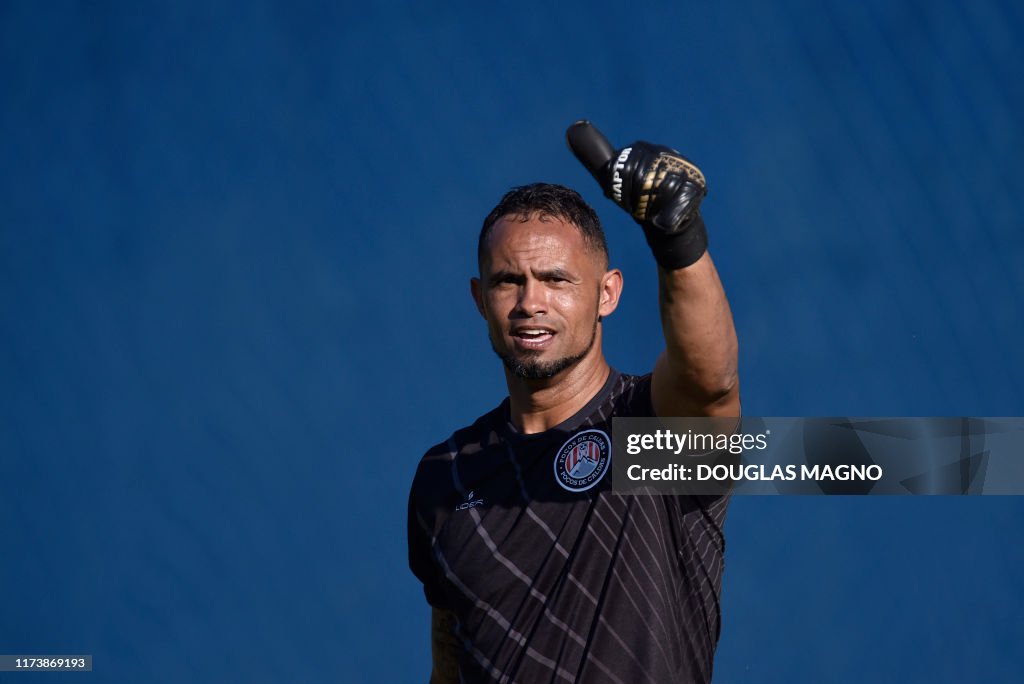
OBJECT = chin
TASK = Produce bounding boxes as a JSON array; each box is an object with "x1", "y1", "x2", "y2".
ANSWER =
[{"x1": 502, "y1": 350, "x2": 584, "y2": 380}]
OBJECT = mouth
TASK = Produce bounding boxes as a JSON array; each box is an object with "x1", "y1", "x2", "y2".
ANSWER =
[{"x1": 510, "y1": 327, "x2": 556, "y2": 351}]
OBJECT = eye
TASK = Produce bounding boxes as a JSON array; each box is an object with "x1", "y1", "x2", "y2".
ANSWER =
[{"x1": 492, "y1": 274, "x2": 520, "y2": 288}]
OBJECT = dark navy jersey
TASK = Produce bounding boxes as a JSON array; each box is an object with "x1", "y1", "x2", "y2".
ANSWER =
[{"x1": 408, "y1": 370, "x2": 729, "y2": 683}]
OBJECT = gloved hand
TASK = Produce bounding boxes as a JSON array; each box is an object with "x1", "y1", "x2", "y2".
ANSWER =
[{"x1": 566, "y1": 120, "x2": 709, "y2": 269}]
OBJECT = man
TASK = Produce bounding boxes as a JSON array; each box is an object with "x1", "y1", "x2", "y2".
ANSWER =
[{"x1": 408, "y1": 122, "x2": 740, "y2": 683}]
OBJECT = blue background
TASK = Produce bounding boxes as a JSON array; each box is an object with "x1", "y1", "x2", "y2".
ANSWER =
[{"x1": 2, "y1": 1, "x2": 1022, "y2": 681}]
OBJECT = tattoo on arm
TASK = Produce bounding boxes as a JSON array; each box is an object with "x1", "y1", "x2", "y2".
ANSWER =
[{"x1": 431, "y1": 608, "x2": 459, "y2": 684}]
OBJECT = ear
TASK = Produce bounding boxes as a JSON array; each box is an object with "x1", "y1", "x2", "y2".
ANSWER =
[
  {"x1": 598, "y1": 268, "x2": 623, "y2": 318},
  {"x1": 470, "y1": 277, "x2": 486, "y2": 318}
]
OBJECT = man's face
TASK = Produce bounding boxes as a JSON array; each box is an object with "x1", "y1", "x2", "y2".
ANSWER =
[{"x1": 471, "y1": 213, "x2": 621, "y2": 380}]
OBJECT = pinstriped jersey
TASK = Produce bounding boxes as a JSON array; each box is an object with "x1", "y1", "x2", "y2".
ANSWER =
[{"x1": 408, "y1": 370, "x2": 729, "y2": 683}]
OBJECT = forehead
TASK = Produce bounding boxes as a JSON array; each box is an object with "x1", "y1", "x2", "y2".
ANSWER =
[{"x1": 482, "y1": 214, "x2": 596, "y2": 271}]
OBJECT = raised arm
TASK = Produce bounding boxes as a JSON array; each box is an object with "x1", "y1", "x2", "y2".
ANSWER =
[
  {"x1": 566, "y1": 121, "x2": 740, "y2": 417},
  {"x1": 652, "y1": 253, "x2": 739, "y2": 417}
]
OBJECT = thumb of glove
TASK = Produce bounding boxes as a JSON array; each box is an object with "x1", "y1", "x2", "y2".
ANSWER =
[{"x1": 566, "y1": 121, "x2": 617, "y2": 188}]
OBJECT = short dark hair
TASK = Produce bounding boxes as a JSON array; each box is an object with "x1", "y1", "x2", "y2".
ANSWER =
[{"x1": 478, "y1": 183, "x2": 609, "y2": 270}]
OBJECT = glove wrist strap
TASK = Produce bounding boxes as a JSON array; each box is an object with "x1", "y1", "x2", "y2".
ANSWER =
[{"x1": 643, "y1": 213, "x2": 708, "y2": 270}]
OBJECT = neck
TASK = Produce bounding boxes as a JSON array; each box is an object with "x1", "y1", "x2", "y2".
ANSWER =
[{"x1": 505, "y1": 346, "x2": 611, "y2": 435}]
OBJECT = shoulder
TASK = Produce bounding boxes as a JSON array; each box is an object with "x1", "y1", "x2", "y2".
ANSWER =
[
  {"x1": 409, "y1": 402, "x2": 505, "y2": 505},
  {"x1": 609, "y1": 371, "x2": 655, "y2": 417}
]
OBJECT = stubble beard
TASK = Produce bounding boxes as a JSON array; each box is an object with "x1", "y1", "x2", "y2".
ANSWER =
[{"x1": 491, "y1": 317, "x2": 599, "y2": 380}]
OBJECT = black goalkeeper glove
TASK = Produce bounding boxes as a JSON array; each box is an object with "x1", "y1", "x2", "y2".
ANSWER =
[{"x1": 566, "y1": 120, "x2": 708, "y2": 270}]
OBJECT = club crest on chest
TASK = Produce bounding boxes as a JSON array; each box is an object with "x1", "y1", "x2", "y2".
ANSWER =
[{"x1": 553, "y1": 429, "x2": 611, "y2": 492}]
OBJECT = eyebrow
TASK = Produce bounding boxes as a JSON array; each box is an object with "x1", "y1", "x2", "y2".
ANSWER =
[
  {"x1": 487, "y1": 267, "x2": 578, "y2": 286},
  {"x1": 534, "y1": 267, "x2": 577, "y2": 282}
]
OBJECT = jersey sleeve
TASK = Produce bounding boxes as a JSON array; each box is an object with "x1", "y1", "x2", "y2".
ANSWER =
[
  {"x1": 617, "y1": 372, "x2": 656, "y2": 417},
  {"x1": 407, "y1": 474, "x2": 449, "y2": 609}
]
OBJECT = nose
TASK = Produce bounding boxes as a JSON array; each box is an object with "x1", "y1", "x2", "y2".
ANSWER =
[{"x1": 514, "y1": 279, "x2": 547, "y2": 317}]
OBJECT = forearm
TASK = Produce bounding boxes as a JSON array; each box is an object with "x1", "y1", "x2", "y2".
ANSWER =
[{"x1": 653, "y1": 251, "x2": 739, "y2": 416}]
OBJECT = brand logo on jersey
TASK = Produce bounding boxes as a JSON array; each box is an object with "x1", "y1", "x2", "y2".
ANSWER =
[
  {"x1": 454, "y1": 490, "x2": 484, "y2": 511},
  {"x1": 553, "y1": 429, "x2": 611, "y2": 492}
]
